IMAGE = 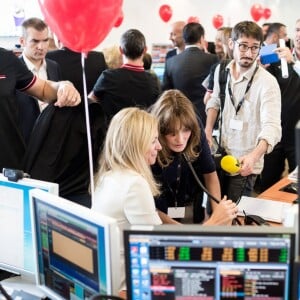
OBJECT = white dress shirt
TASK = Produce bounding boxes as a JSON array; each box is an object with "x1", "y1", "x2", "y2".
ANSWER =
[
  {"x1": 206, "y1": 60, "x2": 282, "y2": 174},
  {"x1": 22, "y1": 54, "x2": 48, "y2": 111}
]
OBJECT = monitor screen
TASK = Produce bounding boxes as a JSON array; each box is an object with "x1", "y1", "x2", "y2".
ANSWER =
[
  {"x1": 152, "y1": 63, "x2": 165, "y2": 83},
  {"x1": 30, "y1": 188, "x2": 121, "y2": 299},
  {"x1": 0, "y1": 174, "x2": 58, "y2": 281},
  {"x1": 124, "y1": 225, "x2": 295, "y2": 300}
]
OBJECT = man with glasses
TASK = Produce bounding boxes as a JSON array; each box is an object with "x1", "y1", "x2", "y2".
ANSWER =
[{"x1": 205, "y1": 20, "x2": 281, "y2": 202}]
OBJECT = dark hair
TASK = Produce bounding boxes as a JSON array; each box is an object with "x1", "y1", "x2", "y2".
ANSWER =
[
  {"x1": 143, "y1": 53, "x2": 152, "y2": 70},
  {"x1": 183, "y1": 22, "x2": 205, "y2": 45},
  {"x1": 265, "y1": 22, "x2": 286, "y2": 38},
  {"x1": 231, "y1": 21, "x2": 263, "y2": 44},
  {"x1": 120, "y1": 29, "x2": 146, "y2": 59},
  {"x1": 22, "y1": 17, "x2": 48, "y2": 34}
]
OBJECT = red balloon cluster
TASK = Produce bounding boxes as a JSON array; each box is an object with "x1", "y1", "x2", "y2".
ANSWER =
[
  {"x1": 159, "y1": 4, "x2": 172, "y2": 22},
  {"x1": 187, "y1": 16, "x2": 200, "y2": 24},
  {"x1": 38, "y1": 0, "x2": 123, "y2": 53},
  {"x1": 250, "y1": 4, "x2": 272, "y2": 22},
  {"x1": 263, "y1": 8, "x2": 272, "y2": 20},
  {"x1": 212, "y1": 14, "x2": 224, "y2": 29}
]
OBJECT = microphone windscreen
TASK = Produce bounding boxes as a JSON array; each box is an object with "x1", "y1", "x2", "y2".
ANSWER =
[{"x1": 221, "y1": 155, "x2": 240, "y2": 174}]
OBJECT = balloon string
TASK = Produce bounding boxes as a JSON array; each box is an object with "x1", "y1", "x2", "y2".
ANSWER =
[{"x1": 81, "y1": 52, "x2": 95, "y2": 206}]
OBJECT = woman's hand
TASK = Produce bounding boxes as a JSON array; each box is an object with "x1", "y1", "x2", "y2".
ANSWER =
[{"x1": 204, "y1": 196, "x2": 238, "y2": 226}]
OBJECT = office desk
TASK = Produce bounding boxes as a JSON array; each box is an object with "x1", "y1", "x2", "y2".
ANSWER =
[
  {"x1": 237, "y1": 177, "x2": 298, "y2": 226},
  {"x1": 258, "y1": 177, "x2": 298, "y2": 204}
]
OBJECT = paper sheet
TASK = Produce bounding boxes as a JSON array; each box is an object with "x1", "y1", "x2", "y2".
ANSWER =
[{"x1": 237, "y1": 196, "x2": 293, "y2": 223}]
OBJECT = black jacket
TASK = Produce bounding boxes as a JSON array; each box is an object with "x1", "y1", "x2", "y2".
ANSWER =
[{"x1": 23, "y1": 100, "x2": 107, "y2": 207}]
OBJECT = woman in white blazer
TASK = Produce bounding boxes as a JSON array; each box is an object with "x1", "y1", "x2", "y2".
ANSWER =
[{"x1": 92, "y1": 107, "x2": 162, "y2": 293}]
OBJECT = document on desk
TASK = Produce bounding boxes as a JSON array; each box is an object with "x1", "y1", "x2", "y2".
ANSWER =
[
  {"x1": 237, "y1": 196, "x2": 293, "y2": 223},
  {"x1": 288, "y1": 166, "x2": 298, "y2": 182}
]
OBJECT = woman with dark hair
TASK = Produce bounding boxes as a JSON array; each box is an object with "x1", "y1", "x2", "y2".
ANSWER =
[{"x1": 150, "y1": 89, "x2": 238, "y2": 225}]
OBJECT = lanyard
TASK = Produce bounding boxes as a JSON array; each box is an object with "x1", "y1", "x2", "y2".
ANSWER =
[
  {"x1": 164, "y1": 155, "x2": 182, "y2": 207},
  {"x1": 227, "y1": 64, "x2": 259, "y2": 115}
]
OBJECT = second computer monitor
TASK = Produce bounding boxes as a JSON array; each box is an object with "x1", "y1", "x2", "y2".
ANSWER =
[{"x1": 30, "y1": 188, "x2": 121, "y2": 299}]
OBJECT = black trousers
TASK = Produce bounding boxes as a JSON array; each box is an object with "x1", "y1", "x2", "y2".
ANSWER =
[{"x1": 259, "y1": 142, "x2": 296, "y2": 192}]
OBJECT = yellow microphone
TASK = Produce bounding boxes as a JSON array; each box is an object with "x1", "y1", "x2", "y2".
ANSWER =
[{"x1": 220, "y1": 155, "x2": 241, "y2": 174}]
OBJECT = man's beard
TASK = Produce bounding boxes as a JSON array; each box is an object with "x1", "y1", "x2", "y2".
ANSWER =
[{"x1": 239, "y1": 57, "x2": 254, "y2": 68}]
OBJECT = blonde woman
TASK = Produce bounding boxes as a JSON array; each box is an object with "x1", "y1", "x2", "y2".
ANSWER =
[{"x1": 92, "y1": 107, "x2": 162, "y2": 293}]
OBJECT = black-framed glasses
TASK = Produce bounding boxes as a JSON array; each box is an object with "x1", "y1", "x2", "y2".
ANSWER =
[{"x1": 235, "y1": 41, "x2": 261, "y2": 54}]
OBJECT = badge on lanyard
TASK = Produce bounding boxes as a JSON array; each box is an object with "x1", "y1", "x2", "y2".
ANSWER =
[
  {"x1": 168, "y1": 206, "x2": 185, "y2": 218},
  {"x1": 229, "y1": 118, "x2": 243, "y2": 131}
]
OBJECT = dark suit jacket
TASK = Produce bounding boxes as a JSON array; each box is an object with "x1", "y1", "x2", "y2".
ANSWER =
[
  {"x1": 162, "y1": 47, "x2": 218, "y2": 125},
  {"x1": 46, "y1": 47, "x2": 107, "y2": 97},
  {"x1": 16, "y1": 56, "x2": 61, "y2": 144},
  {"x1": 165, "y1": 48, "x2": 177, "y2": 60},
  {"x1": 23, "y1": 101, "x2": 107, "y2": 208}
]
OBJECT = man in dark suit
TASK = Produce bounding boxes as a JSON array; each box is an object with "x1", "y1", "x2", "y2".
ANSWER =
[
  {"x1": 165, "y1": 20, "x2": 186, "y2": 60},
  {"x1": 46, "y1": 42, "x2": 107, "y2": 97},
  {"x1": 17, "y1": 17, "x2": 62, "y2": 144},
  {"x1": 163, "y1": 22, "x2": 218, "y2": 125}
]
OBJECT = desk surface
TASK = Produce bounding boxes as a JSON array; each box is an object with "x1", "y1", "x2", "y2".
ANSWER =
[
  {"x1": 257, "y1": 177, "x2": 298, "y2": 226},
  {"x1": 258, "y1": 177, "x2": 298, "y2": 204},
  {"x1": 237, "y1": 177, "x2": 298, "y2": 226}
]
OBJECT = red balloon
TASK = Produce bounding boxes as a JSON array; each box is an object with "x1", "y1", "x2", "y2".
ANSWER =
[
  {"x1": 159, "y1": 4, "x2": 172, "y2": 23},
  {"x1": 250, "y1": 3, "x2": 264, "y2": 22},
  {"x1": 114, "y1": 11, "x2": 124, "y2": 28},
  {"x1": 187, "y1": 16, "x2": 200, "y2": 24},
  {"x1": 38, "y1": 0, "x2": 123, "y2": 53},
  {"x1": 212, "y1": 14, "x2": 224, "y2": 29},
  {"x1": 263, "y1": 8, "x2": 272, "y2": 20}
]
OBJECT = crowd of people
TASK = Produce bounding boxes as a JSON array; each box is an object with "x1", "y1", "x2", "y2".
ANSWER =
[{"x1": 1, "y1": 15, "x2": 300, "y2": 297}]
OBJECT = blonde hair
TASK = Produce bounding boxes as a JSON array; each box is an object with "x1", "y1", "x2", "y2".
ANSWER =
[
  {"x1": 150, "y1": 89, "x2": 200, "y2": 167},
  {"x1": 220, "y1": 27, "x2": 233, "y2": 59},
  {"x1": 102, "y1": 45, "x2": 123, "y2": 69},
  {"x1": 95, "y1": 107, "x2": 160, "y2": 196}
]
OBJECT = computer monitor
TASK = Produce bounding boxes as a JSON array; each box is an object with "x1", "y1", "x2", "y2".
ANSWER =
[
  {"x1": 0, "y1": 174, "x2": 58, "y2": 281},
  {"x1": 124, "y1": 225, "x2": 295, "y2": 300},
  {"x1": 30, "y1": 188, "x2": 121, "y2": 299},
  {"x1": 152, "y1": 63, "x2": 165, "y2": 83},
  {"x1": 293, "y1": 260, "x2": 300, "y2": 300}
]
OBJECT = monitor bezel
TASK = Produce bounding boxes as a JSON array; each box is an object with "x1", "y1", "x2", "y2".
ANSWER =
[
  {"x1": 30, "y1": 188, "x2": 121, "y2": 299},
  {"x1": 124, "y1": 224, "x2": 296, "y2": 300},
  {"x1": 0, "y1": 174, "x2": 58, "y2": 282},
  {"x1": 293, "y1": 260, "x2": 300, "y2": 300}
]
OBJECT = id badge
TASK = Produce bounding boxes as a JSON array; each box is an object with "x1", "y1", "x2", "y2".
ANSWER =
[
  {"x1": 168, "y1": 207, "x2": 185, "y2": 218},
  {"x1": 229, "y1": 118, "x2": 243, "y2": 131}
]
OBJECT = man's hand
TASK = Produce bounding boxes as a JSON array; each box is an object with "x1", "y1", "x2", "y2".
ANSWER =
[
  {"x1": 238, "y1": 153, "x2": 256, "y2": 176},
  {"x1": 55, "y1": 81, "x2": 81, "y2": 107},
  {"x1": 274, "y1": 46, "x2": 294, "y2": 63}
]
